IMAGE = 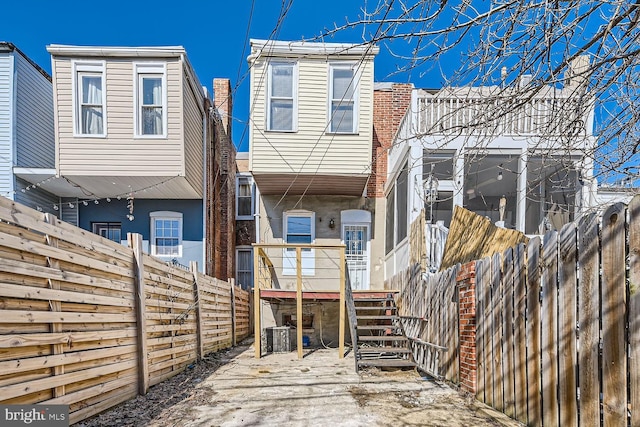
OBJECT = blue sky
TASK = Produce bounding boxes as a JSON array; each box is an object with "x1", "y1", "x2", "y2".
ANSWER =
[{"x1": 2, "y1": 0, "x2": 433, "y2": 152}]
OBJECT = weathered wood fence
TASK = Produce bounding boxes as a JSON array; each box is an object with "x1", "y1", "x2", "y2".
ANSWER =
[
  {"x1": 0, "y1": 197, "x2": 250, "y2": 424},
  {"x1": 386, "y1": 263, "x2": 459, "y2": 382},
  {"x1": 389, "y1": 195, "x2": 640, "y2": 427},
  {"x1": 474, "y1": 198, "x2": 640, "y2": 426}
]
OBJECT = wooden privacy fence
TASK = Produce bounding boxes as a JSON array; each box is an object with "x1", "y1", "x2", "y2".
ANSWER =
[
  {"x1": 0, "y1": 197, "x2": 250, "y2": 424},
  {"x1": 389, "y1": 195, "x2": 640, "y2": 427},
  {"x1": 474, "y1": 197, "x2": 640, "y2": 427},
  {"x1": 386, "y1": 263, "x2": 459, "y2": 381}
]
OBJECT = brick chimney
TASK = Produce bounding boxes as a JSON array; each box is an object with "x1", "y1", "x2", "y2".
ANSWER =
[
  {"x1": 368, "y1": 83, "x2": 413, "y2": 198},
  {"x1": 213, "y1": 78, "x2": 232, "y2": 137}
]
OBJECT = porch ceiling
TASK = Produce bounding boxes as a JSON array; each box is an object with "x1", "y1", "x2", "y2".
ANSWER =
[
  {"x1": 253, "y1": 174, "x2": 368, "y2": 196},
  {"x1": 14, "y1": 170, "x2": 201, "y2": 199}
]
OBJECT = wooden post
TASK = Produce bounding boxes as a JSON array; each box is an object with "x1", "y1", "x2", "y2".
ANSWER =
[
  {"x1": 230, "y1": 278, "x2": 237, "y2": 346},
  {"x1": 129, "y1": 233, "x2": 149, "y2": 395},
  {"x1": 339, "y1": 247, "x2": 345, "y2": 359},
  {"x1": 254, "y1": 248, "x2": 261, "y2": 358},
  {"x1": 190, "y1": 261, "x2": 205, "y2": 360},
  {"x1": 44, "y1": 213, "x2": 64, "y2": 398},
  {"x1": 629, "y1": 195, "x2": 640, "y2": 427},
  {"x1": 296, "y1": 247, "x2": 303, "y2": 359}
]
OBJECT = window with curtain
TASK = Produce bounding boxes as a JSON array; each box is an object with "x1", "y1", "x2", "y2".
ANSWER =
[
  {"x1": 74, "y1": 62, "x2": 106, "y2": 136},
  {"x1": 329, "y1": 65, "x2": 357, "y2": 133},
  {"x1": 150, "y1": 211, "x2": 182, "y2": 257},
  {"x1": 236, "y1": 248, "x2": 253, "y2": 290},
  {"x1": 135, "y1": 64, "x2": 166, "y2": 137},
  {"x1": 267, "y1": 62, "x2": 296, "y2": 131},
  {"x1": 236, "y1": 176, "x2": 254, "y2": 219}
]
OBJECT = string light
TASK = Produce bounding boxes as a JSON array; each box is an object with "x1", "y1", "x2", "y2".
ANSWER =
[{"x1": 5, "y1": 175, "x2": 181, "y2": 213}]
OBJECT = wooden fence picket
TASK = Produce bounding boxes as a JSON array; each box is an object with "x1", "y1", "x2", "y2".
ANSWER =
[
  {"x1": 513, "y1": 243, "x2": 527, "y2": 425},
  {"x1": 480, "y1": 257, "x2": 493, "y2": 408},
  {"x1": 502, "y1": 247, "x2": 515, "y2": 419},
  {"x1": 558, "y1": 223, "x2": 577, "y2": 427},
  {"x1": 526, "y1": 236, "x2": 542, "y2": 427},
  {"x1": 629, "y1": 195, "x2": 640, "y2": 426},
  {"x1": 475, "y1": 259, "x2": 485, "y2": 403},
  {"x1": 577, "y1": 213, "x2": 600, "y2": 427},
  {"x1": 601, "y1": 203, "x2": 627, "y2": 427},
  {"x1": 541, "y1": 230, "x2": 559, "y2": 427},
  {"x1": 491, "y1": 252, "x2": 503, "y2": 412}
]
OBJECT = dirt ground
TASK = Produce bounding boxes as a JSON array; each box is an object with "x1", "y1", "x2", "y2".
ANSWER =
[{"x1": 77, "y1": 340, "x2": 522, "y2": 427}]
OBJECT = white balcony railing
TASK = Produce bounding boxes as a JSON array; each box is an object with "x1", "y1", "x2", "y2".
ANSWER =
[{"x1": 396, "y1": 88, "x2": 591, "y2": 147}]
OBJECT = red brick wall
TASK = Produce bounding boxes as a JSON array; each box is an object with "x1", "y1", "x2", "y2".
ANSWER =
[
  {"x1": 457, "y1": 261, "x2": 477, "y2": 394},
  {"x1": 368, "y1": 83, "x2": 413, "y2": 198},
  {"x1": 207, "y1": 78, "x2": 236, "y2": 281}
]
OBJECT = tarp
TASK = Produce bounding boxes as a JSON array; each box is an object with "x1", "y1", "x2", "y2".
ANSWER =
[{"x1": 439, "y1": 205, "x2": 528, "y2": 271}]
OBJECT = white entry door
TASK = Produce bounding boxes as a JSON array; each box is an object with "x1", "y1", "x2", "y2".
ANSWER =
[{"x1": 343, "y1": 224, "x2": 370, "y2": 290}]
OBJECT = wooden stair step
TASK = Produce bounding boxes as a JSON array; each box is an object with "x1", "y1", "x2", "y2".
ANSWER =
[
  {"x1": 358, "y1": 346, "x2": 412, "y2": 355},
  {"x1": 355, "y1": 306, "x2": 396, "y2": 310},
  {"x1": 359, "y1": 335, "x2": 407, "y2": 342},
  {"x1": 357, "y1": 359, "x2": 416, "y2": 368},
  {"x1": 357, "y1": 325, "x2": 401, "y2": 330},
  {"x1": 356, "y1": 315, "x2": 398, "y2": 320},
  {"x1": 354, "y1": 297, "x2": 394, "y2": 303}
]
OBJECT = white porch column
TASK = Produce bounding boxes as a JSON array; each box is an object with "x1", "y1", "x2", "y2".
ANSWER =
[
  {"x1": 516, "y1": 149, "x2": 528, "y2": 232},
  {"x1": 453, "y1": 149, "x2": 465, "y2": 208}
]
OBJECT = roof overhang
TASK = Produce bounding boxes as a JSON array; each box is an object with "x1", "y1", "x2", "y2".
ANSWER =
[
  {"x1": 253, "y1": 173, "x2": 369, "y2": 196},
  {"x1": 13, "y1": 168, "x2": 201, "y2": 199},
  {"x1": 46, "y1": 44, "x2": 186, "y2": 58},
  {"x1": 248, "y1": 39, "x2": 379, "y2": 63}
]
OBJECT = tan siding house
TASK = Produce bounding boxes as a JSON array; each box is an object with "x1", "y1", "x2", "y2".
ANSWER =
[
  {"x1": 47, "y1": 45, "x2": 204, "y2": 199},
  {"x1": 40, "y1": 45, "x2": 236, "y2": 279}
]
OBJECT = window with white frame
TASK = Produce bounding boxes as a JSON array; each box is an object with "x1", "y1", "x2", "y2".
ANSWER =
[
  {"x1": 135, "y1": 63, "x2": 167, "y2": 137},
  {"x1": 385, "y1": 161, "x2": 408, "y2": 254},
  {"x1": 267, "y1": 62, "x2": 296, "y2": 131},
  {"x1": 150, "y1": 211, "x2": 182, "y2": 257},
  {"x1": 74, "y1": 62, "x2": 106, "y2": 136},
  {"x1": 283, "y1": 210, "x2": 315, "y2": 275},
  {"x1": 236, "y1": 175, "x2": 255, "y2": 220},
  {"x1": 329, "y1": 64, "x2": 357, "y2": 133},
  {"x1": 236, "y1": 248, "x2": 253, "y2": 290}
]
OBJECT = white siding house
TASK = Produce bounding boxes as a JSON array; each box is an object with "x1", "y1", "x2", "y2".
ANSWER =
[
  {"x1": 385, "y1": 56, "x2": 599, "y2": 277},
  {"x1": 0, "y1": 42, "x2": 57, "y2": 214}
]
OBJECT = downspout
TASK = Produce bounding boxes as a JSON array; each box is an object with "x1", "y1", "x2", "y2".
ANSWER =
[{"x1": 201, "y1": 105, "x2": 208, "y2": 274}]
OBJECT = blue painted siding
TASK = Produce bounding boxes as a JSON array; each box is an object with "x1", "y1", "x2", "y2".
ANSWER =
[
  {"x1": 14, "y1": 178, "x2": 58, "y2": 215},
  {"x1": 78, "y1": 199, "x2": 203, "y2": 240},
  {"x1": 79, "y1": 199, "x2": 204, "y2": 270}
]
